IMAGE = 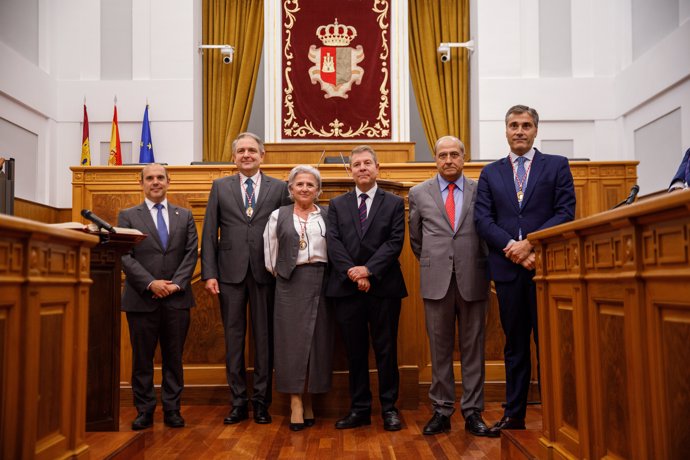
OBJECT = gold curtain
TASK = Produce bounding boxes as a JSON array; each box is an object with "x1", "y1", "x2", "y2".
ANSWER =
[
  {"x1": 409, "y1": 0, "x2": 470, "y2": 159},
  {"x1": 203, "y1": 0, "x2": 264, "y2": 161}
]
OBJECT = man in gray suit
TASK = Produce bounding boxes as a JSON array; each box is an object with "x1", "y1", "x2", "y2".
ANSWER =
[
  {"x1": 408, "y1": 136, "x2": 495, "y2": 437},
  {"x1": 119, "y1": 163, "x2": 199, "y2": 430},
  {"x1": 201, "y1": 132, "x2": 290, "y2": 425}
]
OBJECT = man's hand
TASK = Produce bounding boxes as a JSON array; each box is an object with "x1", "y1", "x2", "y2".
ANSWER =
[
  {"x1": 504, "y1": 239, "x2": 534, "y2": 264},
  {"x1": 347, "y1": 266, "x2": 370, "y2": 282},
  {"x1": 150, "y1": 279, "x2": 176, "y2": 298},
  {"x1": 205, "y1": 278, "x2": 220, "y2": 295},
  {"x1": 521, "y1": 252, "x2": 536, "y2": 270},
  {"x1": 357, "y1": 277, "x2": 371, "y2": 292}
]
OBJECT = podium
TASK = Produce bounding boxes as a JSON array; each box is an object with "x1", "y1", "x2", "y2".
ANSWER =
[
  {"x1": 86, "y1": 231, "x2": 145, "y2": 432},
  {"x1": 528, "y1": 191, "x2": 690, "y2": 459},
  {"x1": 0, "y1": 215, "x2": 98, "y2": 460}
]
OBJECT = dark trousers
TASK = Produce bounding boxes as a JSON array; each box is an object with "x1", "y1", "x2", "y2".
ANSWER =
[
  {"x1": 126, "y1": 306, "x2": 190, "y2": 414},
  {"x1": 333, "y1": 293, "x2": 401, "y2": 415},
  {"x1": 218, "y1": 269, "x2": 274, "y2": 408},
  {"x1": 494, "y1": 269, "x2": 538, "y2": 419}
]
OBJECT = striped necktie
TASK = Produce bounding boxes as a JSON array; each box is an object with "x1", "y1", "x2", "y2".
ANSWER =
[{"x1": 358, "y1": 193, "x2": 367, "y2": 229}]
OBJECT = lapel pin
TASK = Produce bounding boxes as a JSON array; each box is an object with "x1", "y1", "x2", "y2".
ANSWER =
[{"x1": 175, "y1": 210, "x2": 179, "y2": 215}]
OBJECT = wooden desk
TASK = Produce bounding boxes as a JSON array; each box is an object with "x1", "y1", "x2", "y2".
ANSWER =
[
  {"x1": 529, "y1": 190, "x2": 690, "y2": 459},
  {"x1": 0, "y1": 215, "x2": 98, "y2": 460}
]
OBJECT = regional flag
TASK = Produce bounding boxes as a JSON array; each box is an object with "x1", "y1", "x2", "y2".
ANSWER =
[
  {"x1": 81, "y1": 104, "x2": 91, "y2": 165},
  {"x1": 108, "y1": 104, "x2": 122, "y2": 166},
  {"x1": 138, "y1": 105, "x2": 155, "y2": 163}
]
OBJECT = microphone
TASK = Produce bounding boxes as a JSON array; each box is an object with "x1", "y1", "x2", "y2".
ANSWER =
[
  {"x1": 315, "y1": 149, "x2": 326, "y2": 169},
  {"x1": 81, "y1": 209, "x2": 116, "y2": 233},
  {"x1": 612, "y1": 185, "x2": 640, "y2": 209}
]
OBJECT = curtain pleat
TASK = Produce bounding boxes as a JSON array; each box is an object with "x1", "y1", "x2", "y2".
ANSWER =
[
  {"x1": 409, "y1": 0, "x2": 470, "y2": 159},
  {"x1": 203, "y1": 0, "x2": 264, "y2": 161}
]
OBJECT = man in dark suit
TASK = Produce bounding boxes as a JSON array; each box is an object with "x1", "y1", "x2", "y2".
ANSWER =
[
  {"x1": 408, "y1": 136, "x2": 494, "y2": 437},
  {"x1": 201, "y1": 132, "x2": 290, "y2": 425},
  {"x1": 669, "y1": 147, "x2": 690, "y2": 191},
  {"x1": 119, "y1": 163, "x2": 199, "y2": 430},
  {"x1": 326, "y1": 145, "x2": 408, "y2": 431},
  {"x1": 475, "y1": 105, "x2": 576, "y2": 435}
]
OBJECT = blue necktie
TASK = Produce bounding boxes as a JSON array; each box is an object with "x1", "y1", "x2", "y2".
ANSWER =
[
  {"x1": 358, "y1": 193, "x2": 367, "y2": 229},
  {"x1": 245, "y1": 177, "x2": 254, "y2": 209},
  {"x1": 515, "y1": 157, "x2": 527, "y2": 191},
  {"x1": 154, "y1": 203, "x2": 168, "y2": 249}
]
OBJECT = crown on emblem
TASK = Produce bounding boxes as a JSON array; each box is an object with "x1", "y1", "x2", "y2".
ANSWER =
[{"x1": 316, "y1": 18, "x2": 357, "y2": 46}]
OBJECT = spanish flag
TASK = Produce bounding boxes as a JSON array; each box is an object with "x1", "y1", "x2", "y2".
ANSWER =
[
  {"x1": 80, "y1": 104, "x2": 91, "y2": 165},
  {"x1": 108, "y1": 104, "x2": 122, "y2": 166}
]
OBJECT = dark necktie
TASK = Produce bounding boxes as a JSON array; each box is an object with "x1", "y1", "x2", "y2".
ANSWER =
[
  {"x1": 358, "y1": 193, "x2": 367, "y2": 228},
  {"x1": 154, "y1": 203, "x2": 168, "y2": 249},
  {"x1": 515, "y1": 156, "x2": 527, "y2": 207},
  {"x1": 445, "y1": 182, "x2": 456, "y2": 231},
  {"x1": 245, "y1": 177, "x2": 254, "y2": 209}
]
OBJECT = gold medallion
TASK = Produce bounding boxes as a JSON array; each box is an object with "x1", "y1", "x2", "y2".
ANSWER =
[
  {"x1": 299, "y1": 239, "x2": 307, "y2": 250},
  {"x1": 246, "y1": 206, "x2": 254, "y2": 218},
  {"x1": 517, "y1": 190, "x2": 524, "y2": 203}
]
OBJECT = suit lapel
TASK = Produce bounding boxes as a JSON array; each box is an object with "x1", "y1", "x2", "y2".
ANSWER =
[
  {"x1": 521, "y1": 149, "x2": 543, "y2": 208},
  {"x1": 426, "y1": 176, "x2": 452, "y2": 232},
  {"x1": 499, "y1": 156, "x2": 521, "y2": 211},
  {"x1": 252, "y1": 172, "x2": 271, "y2": 219},
  {"x1": 137, "y1": 203, "x2": 164, "y2": 250},
  {"x1": 167, "y1": 203, "x2": 179, "y2": 247},
  {"x1": 457, "y1": 177, "x2": 474, "y2": 232},
  {"x1": 230, "y1": 175, "x2": 246, "y2": 217},
  {"x1": 362, "y1": 188, "x2": 385, "y2": 237},
  {"x1": 347, "y1": 190, "x2": 363, "y2": 239}
]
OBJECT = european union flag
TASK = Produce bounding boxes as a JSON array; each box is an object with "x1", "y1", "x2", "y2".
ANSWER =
[{"x1": 139, "y1": 105, "x2": 155, "y2": 163}]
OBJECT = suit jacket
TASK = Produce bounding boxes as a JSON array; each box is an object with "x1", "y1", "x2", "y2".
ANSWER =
[
  {"x1": 271, "y1": 204, "x2": 328, "y2": 280},
  {"x1": 409, "y1": 175, "x2": 489, "y2": 301},
  {"x1": 474, "y1": 149, "x2": 576, "y2": 282},
  {"x1": 670, "y1": 147, "x2": 690, "y2": 186},
  {"x1": 326, "y1": 187, "x2": 408, "y2": 298},
  {"x1": 201, "y1": 172, "x2": 290, "y2": 284},
  {"x1": 119, "y1": 202, "x2": 199, "y2": 312}
]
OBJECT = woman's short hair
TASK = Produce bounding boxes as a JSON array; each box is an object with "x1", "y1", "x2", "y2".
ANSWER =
[{"x1": 287, "y1": 165, "x2": 322, "y2": 201}]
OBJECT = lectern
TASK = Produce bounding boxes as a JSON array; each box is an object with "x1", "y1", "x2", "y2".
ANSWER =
[{"x1": 86, "y1": 231, "x2": 145, "y2": 431}]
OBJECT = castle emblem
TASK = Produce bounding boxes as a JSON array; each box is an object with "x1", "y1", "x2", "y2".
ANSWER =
[{"x1": 307, "y1": 18, "x2": 364, "y2": 99}]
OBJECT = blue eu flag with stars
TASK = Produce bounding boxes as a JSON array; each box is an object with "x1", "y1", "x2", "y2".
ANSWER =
[{"x1": 139, "y1": 105, "x2": 155, "y2": 163}]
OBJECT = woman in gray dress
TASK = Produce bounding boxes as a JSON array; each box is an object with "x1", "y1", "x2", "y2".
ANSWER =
[{"x1": 263, "y1": 165, "x2": 333, "y2": 431}]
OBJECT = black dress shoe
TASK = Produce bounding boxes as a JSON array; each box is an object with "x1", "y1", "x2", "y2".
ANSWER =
[
  {"x1": 488, "y1": 416, "x2": 526, "y2": 436},
  {"x1": 423, "y1": 412, "x2": 451, "y2": 435},
  {"x1": 382, "y1": 410, "x2": 402, "y2": 431},
  {"x1": 464, "y1": 412, "x2": 495, "y2": 437},
  {"x1": 253, "y1": 404, "x2": 272, "y2": 424},
  {"x1": 335, "y1": 412, "x2": 371, "y2": 429},
  {"x1": 304, "y1": 418, "x2": 315, "y2": 427},
  {"x1": 164, "y1": 410, "x2": 185, "y2": 428},
  {"x1": 223, "y1": 406, "x2": 249, "y2": 425},
  {"x1": 289, "y1": 422, "x2": 306, "y2": 431},
  {"x1": 131, "y1": 412, "x2": 153, "y2": 431}
]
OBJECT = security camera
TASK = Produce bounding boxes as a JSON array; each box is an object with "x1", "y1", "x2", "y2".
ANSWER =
[
  {"x1": 220, "y1": 46, "x2": 234, "y2": 64},
  {"x1": 198, "y1": 44, "x2": 235, "y2": 64},
  {"x1": 438, "y1": 44, "x2": 451, "y2": 63}
]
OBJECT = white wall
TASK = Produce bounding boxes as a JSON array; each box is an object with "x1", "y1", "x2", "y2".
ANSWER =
[
  {"x1": 1, "y1": 0, "x2": 689, "y2": 208},
  {"x1": 476, "y1": 0, "x2": 690, "y2": 193},
  {"x1": 0, "y1": 0, "x2": 195, "y2": 208}
]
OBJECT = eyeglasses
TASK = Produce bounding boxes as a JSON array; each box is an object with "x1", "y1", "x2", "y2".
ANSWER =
[{"x1": 437, "y1": 152, "x2": 462, "y2": 160}]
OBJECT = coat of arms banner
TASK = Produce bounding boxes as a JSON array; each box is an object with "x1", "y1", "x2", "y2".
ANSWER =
[{"x1": 282, "y1": 0, "x2": 392, "y2": 140}]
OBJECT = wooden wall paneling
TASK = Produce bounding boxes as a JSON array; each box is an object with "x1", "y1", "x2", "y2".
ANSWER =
[
  {"x1": 71, "y1": 160, "x2": 638, "y2": 414},
  {"x1": 262, "y1": 142, "x2": 415, "y2": 164},
  {"x1": 530, "y1": 191, "x2": 690, "y2": 460},
  {"x1": 641, "y1": 214, "x2": 690, "y2": 460}
]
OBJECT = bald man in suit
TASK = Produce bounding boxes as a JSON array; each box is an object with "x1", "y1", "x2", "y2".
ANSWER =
[
  {"x1": 408, "y1": 136, "x2": 494, "y2": 437},
  {"x1": 119, "y1": 163, "x2": 199, "y2": 431}
]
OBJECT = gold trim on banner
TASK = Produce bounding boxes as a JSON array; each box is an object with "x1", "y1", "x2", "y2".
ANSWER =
[{"x1": 282, "y1": 0, "x2": 391, "y2": 139}]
